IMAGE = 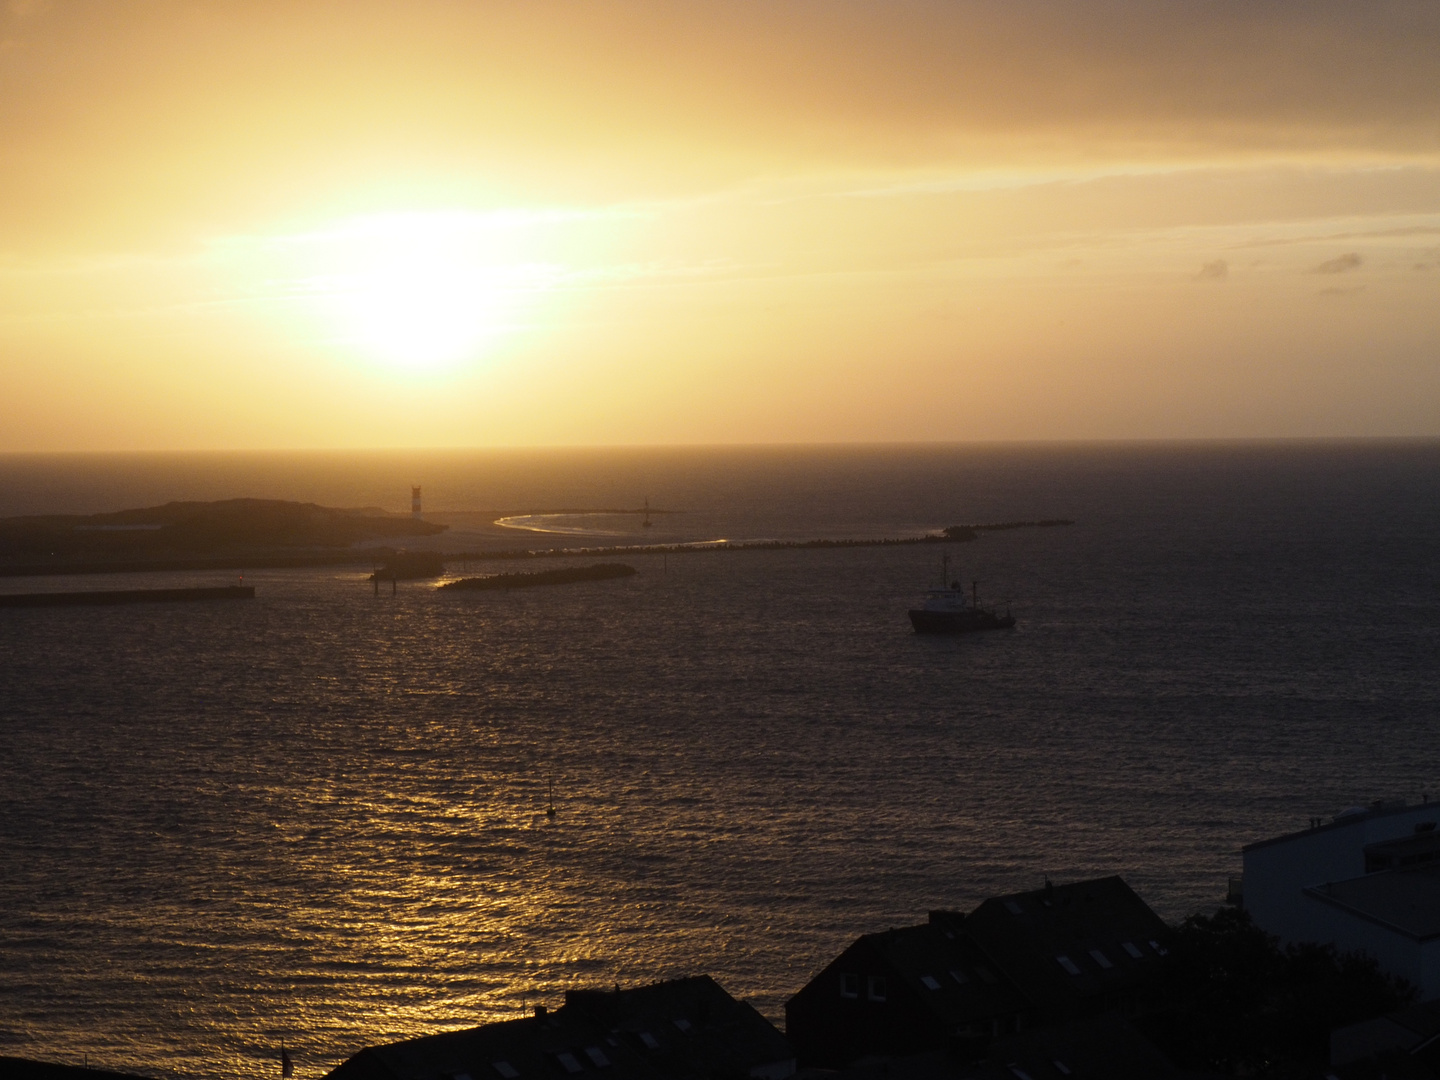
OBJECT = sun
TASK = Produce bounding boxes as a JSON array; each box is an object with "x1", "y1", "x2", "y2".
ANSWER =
[{"x1": 311, "y1": 211, "x2": 560, "y2": 371}]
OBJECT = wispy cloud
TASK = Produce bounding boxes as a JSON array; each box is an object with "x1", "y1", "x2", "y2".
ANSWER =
[
  {"x1": 1195, "y1": 259, "x2": 1228, "y2": 281},
  {"x1": 1313, "y1": 252, "x2": 1363, "y2": 274},
  {"x1": 1233, "y1": 224, "x2": 1440, "y2": 250}
]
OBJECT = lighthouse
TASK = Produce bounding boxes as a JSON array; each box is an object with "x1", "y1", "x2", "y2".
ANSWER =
[{"x1": 411, "y1": 486, "x2": 422, "y2": 520}]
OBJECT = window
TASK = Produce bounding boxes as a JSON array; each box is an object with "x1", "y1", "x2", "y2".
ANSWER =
[
  {"x1": 638, "y1": 1032, "x2": 659, "y2": 1050},
  {"x1": 840, "y1": 973, "x2": 859, "y2": 999},
  {"x1": 673, "y1": 1019, "x2": 692, "y2": 1033},
  {"x1": 492, "y1": 1064, "x2": 519, "y2": 1080},
  {"x1": 975, "y1": 966, "x2": 998, "y2": 984},
  {"x1": 1052, "y1": 1060, "x2": 1072, "y2": 1076},
  {"x1": 920, "y1": 975, "x2": 942, "y2": 990},
  {"x1": 1121, "y1": 941, "x2": 1144, "y2": 960},
  {"x1": 1088, "y1": 949, "x2": 1113, "y2": 969},
  {"x1": 949, "y1": 968, "x2": 968, "y2": 985},
  {"x1": 1148, "y1": 939, "x2": 1169, "y2": 957},
  {"x1": 584, "y1": 1047, "x2": 610, "y2": 1068},
  {"x1": 1004, "y1": 900, "x2": 1024, "y2": 915},
  {"x1": 555, "y1": 1053, "x2": 583, "y2": 1075},
  {"x1": 1007, "y1": 1066, "x2": 1034, "y2": 1080},
  {"x1": 867, "y1": 975, "x2": 888, "y2": 1002},
  {"x1": 1055, "y1": 955, "x2": 1082, "y2": 976}
]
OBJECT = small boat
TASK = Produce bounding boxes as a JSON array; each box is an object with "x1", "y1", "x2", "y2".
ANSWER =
[
  {"x1": 641, "y1": 497, "x2": 653, "y2": 528},
  {"x1": 908, "y1": 555, "x2": 1015, "y2": 634}
]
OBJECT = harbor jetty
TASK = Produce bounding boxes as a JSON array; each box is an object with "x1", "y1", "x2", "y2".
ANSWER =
[
  {"x1": 445, "y1": 519, "x2": 1074, "y2": 564},
  {"x1": 0, "y1": 585, "x2": 255, "y2": 608},
  {"x1": 439, "y1": 564, "x2": 637, "y2": 591},
  {"x1": 0, "y1": 496, "x2": 1073, "y2": 579}
]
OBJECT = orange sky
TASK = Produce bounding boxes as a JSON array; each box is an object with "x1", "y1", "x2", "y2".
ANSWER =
[{"x1": 2, "y1": 0, "x2": 1438, "y2": 449}]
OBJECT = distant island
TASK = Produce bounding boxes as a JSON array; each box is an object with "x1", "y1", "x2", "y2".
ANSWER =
[
  {"x1": 0, "y1": 585, "x2": 255, "y2": 608},
  {"x1": 0, "y1": 498, "x2": 446, "y2": 576}
]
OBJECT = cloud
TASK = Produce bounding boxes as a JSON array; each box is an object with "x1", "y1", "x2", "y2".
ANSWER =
[
  {"x1": 1195, "y1": 259, "x2": 1228, "y2": 281},
  {"x1": 5, "y1": 0, "x2": 1440, "y2": 255},
  {"x1": 1317, "y1": 285, "x2": 1365, "y2": 296},
  {"x1": 1233, "y1": 223, "x2": 1440, "y2": 250},
  {"x1": 1313, "y1": 252, "x2": 1363, "y2": 274}
]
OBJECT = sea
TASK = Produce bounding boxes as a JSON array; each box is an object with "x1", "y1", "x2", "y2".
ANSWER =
[{"x1": 0, "y1": 441, "x2": 1437, "y2": 1079}]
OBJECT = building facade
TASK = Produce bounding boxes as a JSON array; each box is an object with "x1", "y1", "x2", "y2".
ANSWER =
[{"x1": 1242, "y1": 799, "x2": 1440, "y2": 999}]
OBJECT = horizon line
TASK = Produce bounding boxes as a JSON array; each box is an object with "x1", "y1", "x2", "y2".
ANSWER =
[{"x1": 3, "y1": 434, "x2": 1440, "y2": 457}]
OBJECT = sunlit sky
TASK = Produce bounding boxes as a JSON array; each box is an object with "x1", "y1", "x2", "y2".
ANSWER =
[{"x1": 2, "y1": 0, "x2": 1438, "y2": 449}]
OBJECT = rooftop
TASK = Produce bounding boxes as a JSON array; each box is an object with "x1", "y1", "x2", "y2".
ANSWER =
[
  {"x1": 861, "y1": 919, "x2": 1033, "y2": 1025},
  {"x1": 326, "y1": 977, "x2": 791, "y2": 1080},
  {"x1": 1366, "y1": 829, "x2": 1440, "y2": 872},
  {"x1": 564, "y1": 975, "x2": 793, "y2": 1078},
  {"x1": 828, "y1": 1014, "x2": 1178, "y2": 1080},
  {"x1": 1305, "y1": 865, "x2": 1440, "y2": 941},
  {"x1": 0, "y1": 1059, "x2": 155, "y2": 1080},
  {"x1": 960, "y1": 877, "x2": 1170, "y2": 1013},
  {"x1": 1243, "y1": 800, "x2": 1440, "y2": 854}
]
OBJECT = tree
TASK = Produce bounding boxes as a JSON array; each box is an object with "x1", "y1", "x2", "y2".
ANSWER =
[{"x1": 1139, "y1": 906, "x2": 1415, "y2": 1076}]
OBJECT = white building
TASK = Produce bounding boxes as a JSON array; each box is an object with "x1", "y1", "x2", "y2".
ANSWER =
[{"x1": 1242, "y1": 800, "x2": 1440, "y2": 999}]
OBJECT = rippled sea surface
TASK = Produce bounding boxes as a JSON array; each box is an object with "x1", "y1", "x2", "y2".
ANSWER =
[{"x1": 2, "y1": 443, "x2": 1438, "y2": 1079}]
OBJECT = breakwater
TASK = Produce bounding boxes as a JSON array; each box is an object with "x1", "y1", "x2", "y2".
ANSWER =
[
  {"x1": 0, "y1": 585, "x2": 255, "y2": 608},
  {"x1": 0, "y1": 520, "x2": 1074, "y2": 577},
  {"x1": 447, "y1": 520, "x2": 1073, "y2": 564},
  {"x1": 438, "y1": 563, "x2": 637, "y2": 591},
  {"x1": 971, "y1": 518, "x2": 1075, "y2": 531}
]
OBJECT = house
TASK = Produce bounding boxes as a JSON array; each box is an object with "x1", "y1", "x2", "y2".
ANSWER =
[
  {"x1": 785, "y1": 877, "x2": 1171, "y2": 1068},
  {"x1": 1332, "y1": 998, "x2": 1440, "y2": 1066},
  {"x1": 325, "y1": 976, "x2": 793, "y2": 1080},
  {"x1": 785, "y1": 917, "x2": 1032, "y2": 1067},
  {"x1": 1302, "y1": 867, "x2": 1440, "y2": 999},
  {"x1": 1242, "y1": 800, "x2": 1440, "y2": 998},
  {"x1": 324, "y1": 1012, "x2": 648, "y2": 1080},
  {"x1": 562, "y1": 976, "x2": 795, "y2": 1080},
  {"x1": 0, "y1": 1060, "x2": 155, "y2": 1080},
  {"x1": 825, "y1": 1014, "x2": 1179, "y2": 1080},
  {"x1": 959, "y1": 877, "x2": 1172, "y2": 1025}
]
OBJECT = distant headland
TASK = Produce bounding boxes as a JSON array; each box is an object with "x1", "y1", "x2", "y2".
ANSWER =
[{"x1": 0, "y1": 498, "x2": 446, "y2": 577}]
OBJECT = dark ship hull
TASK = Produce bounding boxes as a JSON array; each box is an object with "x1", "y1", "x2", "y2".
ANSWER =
[{"x1": 908, "y1": 608, "x2": 1016, "y2": 634}]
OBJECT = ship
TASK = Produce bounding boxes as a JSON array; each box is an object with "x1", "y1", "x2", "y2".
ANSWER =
[{"x1": 908, "y1": 554, "x2": 1016, "y2": 634}]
